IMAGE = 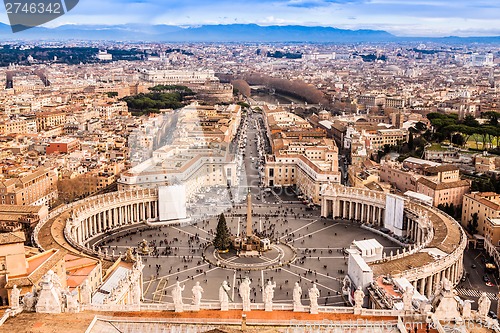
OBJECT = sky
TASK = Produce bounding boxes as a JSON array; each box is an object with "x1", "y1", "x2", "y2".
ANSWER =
[{"x1": 2, "y1": 0, "x2": 500, "y2": 37}]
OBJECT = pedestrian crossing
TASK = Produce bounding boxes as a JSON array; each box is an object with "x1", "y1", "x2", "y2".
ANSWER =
[{"x1": 456, "y1": 288, "x2": 498, "y2": 300}]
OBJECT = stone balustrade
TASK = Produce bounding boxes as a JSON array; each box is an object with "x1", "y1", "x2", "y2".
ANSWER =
[{"x1": 83, "y1": 301, "x2": 401, "y2": 317}]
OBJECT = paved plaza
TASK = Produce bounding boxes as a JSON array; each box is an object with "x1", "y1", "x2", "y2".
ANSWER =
[{"x1": 99, "y1": 203, "x2": 402, "y2": 307}]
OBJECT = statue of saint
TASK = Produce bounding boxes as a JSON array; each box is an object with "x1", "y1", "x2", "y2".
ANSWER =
[
  {"x1": 354, "y1": 287, "x2": 365, "y2": 309},
  {"x1": 11, "y1": 285, "x2": 21, "y2": 309},
  {"x1": 192, "y1": 282, "x2": 204, "y2": 306},
  {"x1": 264, "y1": 280, "x2": 276, "y2": 304},
  {"x1": 22, "y1": 290, "x2": 36, "y2": 312},
  {"x1": 477, "y1": 292, "x2": 491, "y2": 318},
  {"x1": 402, "y1": 286, "x2": 414, "y2": 312},
  {"x1": 171, "y1": 281, "x2": 185, "y2": 306},
  {"x1": 308, "y1": 283, "x2": 320, "y2": 311},
  {"x1": 239, "y1": 277, "x2": 251, "y2": 311},
  {"x1": 80, "y1": 280, "x2": 91, "y2": 305},
  {"x1": 293, "y1": 282, "x2": 303, "y2": 311},
  {"x1": 219, "y1": 281, "x2": 231, "y2": 311}
]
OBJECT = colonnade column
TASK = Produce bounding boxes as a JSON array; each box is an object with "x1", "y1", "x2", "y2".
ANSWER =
[
  {"x1": 419, "y1": 278, "x2": 425, "y2": 295},
  {"x1": 426, "y1": 274, "x2": 433, "y2": 298}
]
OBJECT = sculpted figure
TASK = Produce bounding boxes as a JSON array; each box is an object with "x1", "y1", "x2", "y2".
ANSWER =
[
  {"x1": 263, "y1": 280, "x2": 276, "y2": 311},
  {"x1": 191, "y1": 282, "x2": 204, "y2": 308},
  {"x1": 219, "y1": 281, "x2": 231, "y2": 311},
  {"x1": 477, "y1": 292, "x2": 491, "y2": 319},
  {"x1": 354, "y1": 287, "x2": 365, "y2": 309},
  {"x1": 239, "y1": 277, "x2": 251, "y2": 311},
  {"x1": 171, "y1": 281, "x2": 185, "y2": 306},
  {"x1": 309, "y1": 283, "x2": 320, "y2": 314},
  {"x1": 402, "y1": 286, "x2": 414, "y2": 312},
  {"x1": 11, "y1": 285, "x2": 21, "y2": 309},
  {"x1": 293, "y1": 282, "x2": 303, "y2": 312}
]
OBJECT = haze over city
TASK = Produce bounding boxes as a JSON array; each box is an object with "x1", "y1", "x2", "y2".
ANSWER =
[{"x1": 1, "y1": 0, "x2": 500, "y2": 37}]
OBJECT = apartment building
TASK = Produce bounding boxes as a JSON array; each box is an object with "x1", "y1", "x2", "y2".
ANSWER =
[
  {"x1": 263, "y1": 107, "x2": 341, "y2": 204},
  {"x1": 364, "y1": 128, "x2": 409, "y2": 150},
  {"x1": 138, "y1": 69, "x2": 218, "y2": 85},
  {"x1": 0, "y1": 117, "x2": 37, "y2": 135},
  {"x1": 0, "y1": 167, "x2": 58, "y2": 206},
  {"x1": 416, "y1": 165, "x2": 470, "y2": 208},
  {"x1": 36, "y1": 111, "x2": 66, "y2": 131},
  {"x1": 379, "y1": 161, "x2": 420, "y2": 193},
  {"x1": 462, "y1": 192, "x2": 500, "y2": 237}
]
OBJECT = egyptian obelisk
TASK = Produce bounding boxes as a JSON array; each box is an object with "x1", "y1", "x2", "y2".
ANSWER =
[{"x1": 246, "y1": 190, "x2": 252, "y2": 237}]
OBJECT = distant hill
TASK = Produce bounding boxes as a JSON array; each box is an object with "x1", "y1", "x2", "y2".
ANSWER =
[
  {"x1": 0, "y1": 23, "x2": 499, "y2": 43},
  {"x1": 0, "y1": 23, "x2": 396, "y2": 42}
]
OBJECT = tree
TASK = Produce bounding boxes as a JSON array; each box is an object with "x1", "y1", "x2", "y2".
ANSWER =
[
  {"x1": 213, "y1": 213, "x2": 231, "y2": 251},
  {"x1": 408, "y1": 132, "x2": 414, "y2": 151},
  {"x1": 467, "y1": 212, "x2": 479, "y2": 235}
]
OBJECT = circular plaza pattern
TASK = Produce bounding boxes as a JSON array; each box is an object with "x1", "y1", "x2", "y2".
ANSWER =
[{"x1": 33, "y1": 184, "x2": 466, "y2": 308}]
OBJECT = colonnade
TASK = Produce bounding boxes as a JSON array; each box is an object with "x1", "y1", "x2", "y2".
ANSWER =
[
  {"x1": 63, "y1": 189, "x2": 159, "y2": 247},
  {"x1": 75, "y1": 200, "x2": 158, "y2": 245},
  {"x1": 411, "y1": 254, "x2": 464, "y2": 298},
  {"x1": 323, "y1": 198, "x2": 385, "y2": 226},
  {"x1": 320, "y1": 184, "x2": 467, "y2": 300}
]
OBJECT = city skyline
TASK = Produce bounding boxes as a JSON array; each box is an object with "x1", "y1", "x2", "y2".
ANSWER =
[{"x1": 1, "y1": 0, "x2": 500, "y2": 37}]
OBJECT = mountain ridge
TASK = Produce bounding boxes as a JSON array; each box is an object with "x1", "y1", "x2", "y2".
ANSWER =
[{"x1": 0, "y1": 23, "x2": 498, "y2": 43}]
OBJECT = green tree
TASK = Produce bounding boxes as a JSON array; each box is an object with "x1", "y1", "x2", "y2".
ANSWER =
[
  {"x1": 408, "y1": 132, "x2": 414, "y2": 151},
  {"x1": 467, "y1": 212, "x2": 479, "y2": 235},
  {"x1": 213, "y1": 213, "x2": 231, "y2": 251}
]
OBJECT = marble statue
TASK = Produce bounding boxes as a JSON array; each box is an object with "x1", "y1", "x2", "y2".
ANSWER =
[
  {"x1": 308, "y1": 283, "x2": 320, "y2": 314},
  {"x1": 342, "y1": 276, "x2": 351, "y2": 295},
  {"x1": 171, "y1": 281, "x2": 185, "y2": 312},
  {"x1": 80, "y1": 280, "x2": 91, "y2": 305},
  {"x1": 402, "y1": 286, "x2": 414, "y2": 312},
  {"x1": 442, "y1": 277, "x2": 452, "y2": 292},
  {"x1": 191, "y1": 282, "x2": 204, "y2": 310},
  {"x1": 219, "y1": 281, "x2": 231, "y2": 311},
  {"x1": 239, "y1": 277, "x2": 251, "y2": 312},
  {"x1": 293, "y1": 282, "x2": 303, "y2": 312},
  {"x1": 354, "y1": 287, "x2": 364, "y2": 309},
  {"x1": 263, "y1": 280, "x2": 276, "y2": 311},
  {"x1": 478, "y1": 292, "x2": 491, "y2": 319},
  {"x1": 11, "y1": 285, "x2": 21, "y2": 309},
  {"x1": 66, "y1": 290, "x2": 80, "y2": 313},
  {"x1": 22, "y1": 289, "x2": 37, "y2": 312},
  {"x1": 462, "y1": 300, "x2": 473, "y2": 319}
]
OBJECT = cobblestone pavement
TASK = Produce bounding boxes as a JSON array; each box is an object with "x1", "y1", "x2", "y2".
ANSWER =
[{"x1": 101, "y1": 203, "x2": 402, "y2": 306}]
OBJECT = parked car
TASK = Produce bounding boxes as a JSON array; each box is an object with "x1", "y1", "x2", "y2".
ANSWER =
[
  {"x1": 483, "y1": 275, "x2": 490, "y2": 282},
  {"x1": 488, "y1": 310, "x2": 498, "y2": 319}
]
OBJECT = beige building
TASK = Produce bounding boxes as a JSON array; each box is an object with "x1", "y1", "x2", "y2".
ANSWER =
[
  {"x1": 0, "y1": 118, "x2": 37, "y2": 135},
  {"x1": 462, "y1": 192, "x2": 500, "y2": 239},
  {"x1": 36, "y1": 111, "x2": 66, "y2": 131},
  {"x1": 0, "y1": 167, "x2": 58, "y2": 207},
  {"x1": 379, "y1": 161, "x2": 420, "y2": 193},
  {"x1": 416, "y1": 165, "x2": 470, "y2": 208},
  {"x1": 364, "y1": 128, "x2": 409, "y2": 150}
]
